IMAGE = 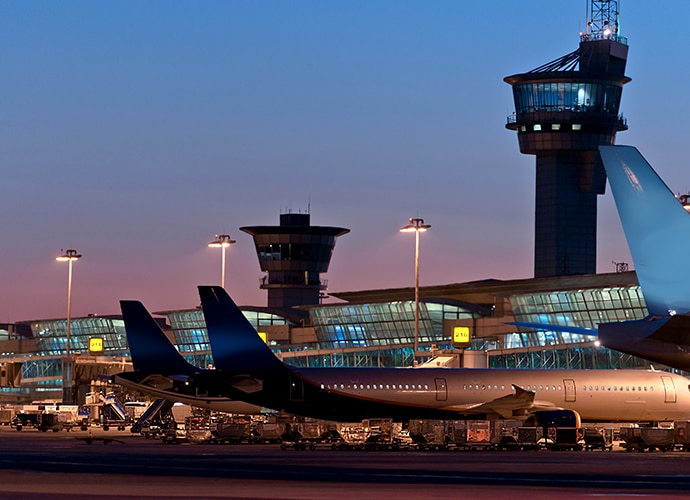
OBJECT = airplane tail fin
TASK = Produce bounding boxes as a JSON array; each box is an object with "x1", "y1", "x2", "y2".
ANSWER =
[
  {"x1": 120, "y1": 300, "x2": 196, "y2": 376},
  {"x1": 599, "y1": 145, "x2": 690, "y2": 316},
  {"x1": 198, "y1": 286, "x2": 284, "y2": 371}
]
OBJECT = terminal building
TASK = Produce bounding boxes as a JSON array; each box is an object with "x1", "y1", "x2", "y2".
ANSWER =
[{"x1": 0, "y1": 1, "x2": 674, "y2": 404}]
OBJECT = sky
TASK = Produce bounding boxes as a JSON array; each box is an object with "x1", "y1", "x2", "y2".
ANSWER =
[{"x1": 2, "y1": 1, "x2": 689, "y2": 322}]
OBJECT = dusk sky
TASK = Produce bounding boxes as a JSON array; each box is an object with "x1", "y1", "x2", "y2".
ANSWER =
[{"x1": 3, "y1": 1, "x2": 689, "y2": 322}]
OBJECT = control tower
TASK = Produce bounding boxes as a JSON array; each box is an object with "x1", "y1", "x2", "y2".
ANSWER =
[
  {"x1": 241, "y1": 213, "x2": 349, "y2": 308},
  {"x1": 505, "y1": 0, "x2": 630, "y2": 277}
]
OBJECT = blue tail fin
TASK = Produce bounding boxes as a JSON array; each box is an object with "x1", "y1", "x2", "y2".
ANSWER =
[
  {"x1": 599, "y1": 145, "x2": 690, "y2": 316},
  {"x1": 198, "y1": 286, "x2": 284, "y2": 371},
  {"x1": 120, "y1": 300, "x2": 196, "y2": 375}
]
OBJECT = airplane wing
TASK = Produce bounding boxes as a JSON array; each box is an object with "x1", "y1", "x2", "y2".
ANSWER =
[
  {"x1": 506, "y1": 322, "x2": 597, "y2": 336},
  {"x1": 444, "y1": 385, "x2": 561, "y2": 419}
]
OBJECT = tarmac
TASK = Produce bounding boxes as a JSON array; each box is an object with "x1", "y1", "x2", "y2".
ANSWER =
[{"x1": 1, "y1": 425, "x2": 690, "y2": 498}]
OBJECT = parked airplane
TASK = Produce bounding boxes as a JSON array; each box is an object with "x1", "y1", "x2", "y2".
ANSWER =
[
  {"x1": 596, "y1": 145, "x2": 690, "y2": 370},
  {"x1": 189, "y1": 285, "x2": 690, "y2": 424},
  {"x1": 111, "y1": 300, "x2": 263, "y2": 415},
  {"x1": 509, "y1": 146, "x2": 690, "y2": 371},
  {"x1": 508, "y1": 146, "x2": 690, "y2": 371}
]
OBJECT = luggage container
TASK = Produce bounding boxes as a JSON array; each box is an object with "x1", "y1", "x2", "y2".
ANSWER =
[
  {"x1": 673, "y1": 421, "x2": 690, "y2": 451},
  {"x1": 408, "y1": 419, "x2": 447, "y2": 450},
  {"x1": 211, "y1": 420, "x2": 249, "y2": 444},
  {"x1": 582, "y1": 427, "x2": 614, "y2": 451},
  {"x1": 547, "y1": 427, "x2": 584, "y2": 451},
  {"x1": 499, "y1": 426, "x2": 543, "y2": 451},
  {"x1": 463, "y1": 420, "x2": 499, "y2": 450},
  {"x1": 619, "y1": 426, "x2": 675, "y2": 452},
  {"x1": 329, "y1": 419, "x2": 397, "y2": 450}
]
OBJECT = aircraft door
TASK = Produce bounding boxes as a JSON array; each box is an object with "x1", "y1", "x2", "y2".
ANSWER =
[
  {"x1": 435, "y1": 378, "x2": 448, "y2": 401},
  {"x1": 289, "y1": 373, "x2": 304, "y2": 402},
  {"x1": 661, "y1": 376, "x2": 677, "y2": 403},
  {"x1": 563, "y1": 379, "x2": 576, "y2": 402}
]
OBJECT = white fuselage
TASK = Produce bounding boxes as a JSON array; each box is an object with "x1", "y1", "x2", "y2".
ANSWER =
[{"x1": 298, "y1": 368, "x2": 690, "y2": 422}]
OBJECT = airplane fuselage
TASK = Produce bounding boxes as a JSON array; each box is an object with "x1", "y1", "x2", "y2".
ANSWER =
[{"x1": 197, "y1": 366, "x2": 690, "y2": 423}]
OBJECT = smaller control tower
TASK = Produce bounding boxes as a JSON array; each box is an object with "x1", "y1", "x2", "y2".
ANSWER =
[{"x1": 241, "y1": 213, "x2": 349, "y2": 308}]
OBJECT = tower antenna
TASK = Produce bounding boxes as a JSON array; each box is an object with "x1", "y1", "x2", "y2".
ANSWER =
[{"x1": 584, "y1": 0, "x2": 621, "y2": 41}]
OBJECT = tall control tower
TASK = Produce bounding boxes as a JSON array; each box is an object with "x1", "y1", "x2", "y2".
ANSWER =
[
  {"x1": 505, "y1": 1, "x2": 630, "y2": 277},
  {"x1": 241, "y1": 213, "x2": 349, "y2": 308}
]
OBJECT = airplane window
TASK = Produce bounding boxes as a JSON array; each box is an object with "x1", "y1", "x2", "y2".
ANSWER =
[
  {"x1": 632, "y1": 387, "x2": 635, "y2": 391},
  {"x1": 501, "y1": 385, "x2": 505, "y2": 390},
  {"x1": 545, "y1": 385, "x2": 549, "y2": 391},
  {"x1": 582, "y1": 386, "x2": 586, "y2": 391},
  {"x1": 644, "y1": 387, "x2": 647, "y2": 391},
  {"x1": 405, "y1": 385, "x2": 409, "y2": 390},
  {"x1": 613, "y1": 386, "x2": 617, "y2": 391},
  {"x1": 595, "y1": 386, "x2": 599, "y2": 391},
  {"x1": 540, "y1": 385, "x2": 543, "y2": 391},
  {"x1": 425, "y1": 385, "x2": 429, "y2": 390},
  {"x1": 589, "y1": 386, "x2": 593, "y2": 391},
  {"x1": 650, "y1": 386, "x2": 654, "y2": 391},
  {"x1": 366, "y1": 385, "x2": 370, "y2": 390},
  {"x1": 482, "y1": 385, "x2": 486, "y2": 390},
  {"x1": 354, "y1": 384, "x2": 358, "y2": 389},
  {"x1": 463, "y1": 384, "x2": 467, "y2": 390},
  {"x1": 607, "y1": 386, "x2": 611, "y2": 391},
  {"x1": 392, "y1": 385, "x2": 396, "y2": 389},
  {"x1": 638, "y1": 387, "x2": 642, "y2": 392},
  {"x1": 341, "y1": 384, "x2": 344, "y2": 389},
  {"x1": 386, "y1": 384, "x2": 390, "y2": 390},
  {"x1": 626, "y1": 387, "x2": 629, "y2": 391}
]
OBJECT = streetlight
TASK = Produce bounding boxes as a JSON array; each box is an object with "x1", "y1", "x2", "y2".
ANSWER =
[
  {"x1": 56, "y1": 248, "x2": 81, "y2": 404},
  {"x1": 400, "y1": 218, "x2": 430, "y2": 365},
  {"x1": 208, "y1": 234, "x2": 236, "y2": 289}
]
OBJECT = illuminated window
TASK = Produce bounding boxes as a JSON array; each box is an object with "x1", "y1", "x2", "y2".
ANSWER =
[
  {"x1": 533, "y1": 124, "x2": 542, "y2": 131},
  {"x1": 551, "y1": 124, "x2": 560, "y2": 130},
  {"x1": 572, "y1": 124, "x2": 581, "y2": 130}
]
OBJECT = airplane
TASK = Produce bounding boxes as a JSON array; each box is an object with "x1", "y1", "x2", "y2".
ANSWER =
[
  {"x1": 188, "y1": 285, "x2": 690, "y2": 425},
  {"x1": 511, "y1": 146, "x2": 690, "y2": 371},
  {"x1": 596, "y1": 145, "x2": 690, "y2": 370},
  {"x1": 111, "y1": 300, "x2": 263, "y2": 415}
]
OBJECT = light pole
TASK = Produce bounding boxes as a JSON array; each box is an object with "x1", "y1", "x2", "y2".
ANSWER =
[
  {"x1": 56, "y1": 248, "x2": 82, "y2": 404},
  {"x1": 208, "y1": 234, "x2": 236, "y2": 289},
  {"x1": 400, "y1": 218, "x2": 430, "y2": 365}
]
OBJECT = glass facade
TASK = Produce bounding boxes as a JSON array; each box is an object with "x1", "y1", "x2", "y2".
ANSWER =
[
  {"x1": 308, "y1": 301, "x2": 476, "y2": 349},
  {"x1": 512, "y1": 81, "x2": 623, "y2": 116},
  {"x1": 32, "y1": 317, "x2": 128, "y2": 355}
]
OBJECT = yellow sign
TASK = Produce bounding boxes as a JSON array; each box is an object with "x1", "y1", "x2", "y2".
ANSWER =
[
  {"x1": 257, "y1": 331, "x2": 267, "y2": 344},
  {"x1": 89, "y1": 337, "x2": 104, "y2": 353},
  {"x1": 453, "y1": 326, "x2": 471, "y2": 346}
]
